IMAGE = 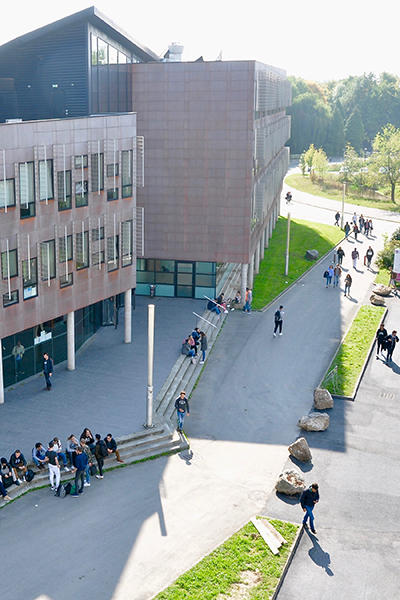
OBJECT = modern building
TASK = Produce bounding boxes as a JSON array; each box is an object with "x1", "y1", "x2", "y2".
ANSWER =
[{"x1": 0, "y1": 7, "x2": 291, "y2": 396}]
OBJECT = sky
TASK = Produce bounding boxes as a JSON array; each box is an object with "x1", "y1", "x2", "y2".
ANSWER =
[{"x1": 2, "y1": 0, "x2": 400, "y2": 83}]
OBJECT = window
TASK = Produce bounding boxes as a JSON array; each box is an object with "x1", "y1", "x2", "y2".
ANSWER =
[
  {"x1": 60, "y1": 273, "x2": 73, "y2": 288},
  {"x1": 107, "y1": 235, "x2": 119, "y2": 272},
  {"x1": 39, "y1": 160, "x2": 54, "y2": 202},
  {"x1": 19, "y1": 162, "x2": 35, "y2": 218},
  {"x1": 109, "y1": 45, "x2": 118, "y2": 65},
  {"x1": 121, "y1": 150, "x2": 132, "y2": 198},
  {"x1": 107, "y1": 164, "x2": 119, "y2": 177},
  {"x1": 3, "y1": 290, "x2": 18, "y2": 307},
  {"x1": 75, "y1": 180, "x2": 88, "y2": 207},
  {"x1": 91, "y1": 34, "x2": 98, "y2": 66},
  {"x1": 76, "y1": 231, "x2": 89, "y2": 270},
  {"x1": 107, "y1": 188, "x2": 118, "y2": 201},
  {"x1": 75, "y1": 155, "x2": 88, "y2": 169},
  {"x1": 22, "y1": 257, "x2": 38, "y2": 300},
  {"x1": 1, "y1": 248, "x2": 18, "y2": 279},
  {"x1": 57, "y1": 171, "x2": 71, "y2": 210},
  {"x1": 121, "y1": 220, "x2": 132, "y2": 267},
  {"x1": 91, "y1": 153, "x2": 104, "y2": 192},
  {"x1": 92, "y1": 226, "x2": 104, "y2": 241},
  {"x1": 98, "y1": 39, "x2": 108, "y2": 65},
  {"x1": 59, "y1": 235, "x2": 73, "y2": 263},
  {"x1": 41, "y1": 240, "x2": 56, "y2": 282},
  {"x1": 0, "y1": 178, "x2": 15, "y2": 209},
  {"x1": 92, "y1": 250, "x2": 104, "y2": 267}
]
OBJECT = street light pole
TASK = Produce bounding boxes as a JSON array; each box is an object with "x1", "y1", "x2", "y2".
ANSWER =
[
  {"x1": 285, "y1": 212, "x2": 291, "y2": 276},
  {"x1": 341, "y1": 183, "x2": 346, "y2": 229},
  {"x1": 144, "y1": 303, "x2": 156, "y2": 429}
]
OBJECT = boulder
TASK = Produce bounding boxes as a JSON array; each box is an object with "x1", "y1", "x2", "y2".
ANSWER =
[
  {"x1": 288, "y1": 437, "x2": 312, "y2": 462},
  {"x1": 314, "y1": 387, "x2": 334, "y2": 410},
  {"x1": 297, "y1": 412, "x2": 329, "y2": 431},
  {"x1": 306, "y1": 249, "x2": 319, "y2": 260},
  {"x1": 275, "y1": 469, "x2": 306, "y2": 495},
  {"x1": 373, "y1": 284, "x2": 392, "y2": 297},
  {"x1": 370, "y1": 294, "x2": 385, "y2": 306}
]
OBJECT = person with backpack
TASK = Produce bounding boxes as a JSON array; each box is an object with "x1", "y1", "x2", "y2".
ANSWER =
[
  {"x1": 385, "y1": 330, "x2": 399, "y2": 364},
  {"x1": 43, "y1": 352, "x2": 53, "y2": 390},
  {"x1": 273, "y1": 305, "x2": 284, "y2": 337},
  {"x1": 94, "y1": 434, "x2": 108, "y2": 479},
  {"x1": 301, "y1": 483, "x2": 320, "y2": 534}
]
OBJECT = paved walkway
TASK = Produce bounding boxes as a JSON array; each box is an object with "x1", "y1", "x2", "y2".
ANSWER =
[{"x1": 1, "y1": 181, "x2": 399, "y2": 600}]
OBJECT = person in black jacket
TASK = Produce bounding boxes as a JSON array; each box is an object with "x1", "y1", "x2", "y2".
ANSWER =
[
  {"x1": 175, "y1": 391, "x2": 190, "y2": 433},
  {"x1": 385, "y1": 330, "x2": 399, "y2": 364},
  {"x1": 376, "y1": 323, "x2": 388, "y2": 358},
  {"x1": 94, "y1": 434, "x2": 108, "y2": 479},
  {"x1": 273, "y1": 305, "x2": 284, "y2": 337},
  {"x1": 43, "y1": 352, "x2": 53, "y2": 390},
  {"x1": 301, "y1": 483, "x2": 319, "y2": 533},
  {"x1": 104, "y1": 433, "x2": 124, "y2": 464}
]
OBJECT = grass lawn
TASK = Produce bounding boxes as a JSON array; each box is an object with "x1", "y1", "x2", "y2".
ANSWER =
[
  {"x1": 374, "y1": 268, "x2": 390, "y2": 286},
  {"x1": 285, "y1": 173, "x2": 400, "y2": 213},
  {"x1": 154, "y1": 519, "x2": 299, "y2": 600},
  {"x1": 322, "y1": 305, "x2": 385, "y2": 397},
  {"x1": 252, "y1": 217, "x2": 343, "y2": 310}
]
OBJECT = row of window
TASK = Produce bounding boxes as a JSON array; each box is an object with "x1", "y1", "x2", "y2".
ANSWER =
[
  {"x1": 91, "y1": 33, "x2": 135, "y2": 66},
  {"x1": 1, "y1": 220, "x2": 133, "y2": 306},
  {"x1": 0, "y1": 151, "x2": 133, "y2": 218}
]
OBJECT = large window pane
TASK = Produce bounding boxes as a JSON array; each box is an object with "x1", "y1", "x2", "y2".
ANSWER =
[
  {"x1": 0, "y1": 179, "x2": 15, "y2": 209},
  {"x1": 76, "y1": 231, "x2": 89, "y2": 270},
  {"x1": 75, "y1": 180, "x2": 88, "y2": 207},
  {"x1": 59, "y1": 235, "x2": 72, "y2": 263},
  {"x1": 41, "y1": 240, "x2": 56, "y2": 281},
  {"x1": 19, "y1": 162, "x2": 35, "y2": 218},
  {"x1": 91, "y1": 153, "x2": 104, "y2": 192},
  {"x1": 121, "y1": 220, "x2": 132, "y2": 267},
  {"x1": 39, "y1": 159, "x2": 54, "y2": 201},
  {"x1": 98, "y1": 39, "x2": 108, "y2": 65},
  {"x1": 57, "y1": 171, "x2": 71, "y2": 210},
  {"x1": 91, "y1": 34, "x2": 98, "y2": 66},
  {"x1": 3, "y1": 290, "x2": 18, "y2": 307},
  {"x1": 22, "y1": 257, "x2": 38, "y2": 299},
  {"x1": 107, "y1": 235, "x2": 119, "y2": 272},
  {"x1": 1, "y1": 248, "x2": 18, "y2": 279},
  {"x1": 121, "y1": 150, "x2": 132, "y2": 198}
]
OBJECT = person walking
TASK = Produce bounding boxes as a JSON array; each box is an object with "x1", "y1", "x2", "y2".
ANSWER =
[
  {"x1": 334, "y1": 211, "x2": 340, "y2": 226},
  {"x1": 344, "y1": 222, "x2": 351, "y2": 238},
  {"x1": 344, "y1": 273, "x2": 352, "y2": 297},
  {"x1": 359, "y1": 214, "x2": 365, "y2": 233},
  {"x1": 326, "y1": 265, "x2": 334, "y2": 287},
  {"x1": 273, "y1": 305, "x2": 284, "y2": 337},
  {"x1": 175, "y1": 390, "x2": 190, "y2": 433},
  {"x1": 364, "y1": 219, "x2": 370, "y2": 237},
  {"x1": 351, "y1": 248, "x2": 359, "y2": 269},
  {"x1": 333, "y1": 264, "x2": 342, "y2": 287},
  {"x1": 301, "y1": 483, "x2": 319, "y2": 534},
  {"x1": 43, "y1": 352, "x2": 53, "y2": 390},
  {"x1": 337, "y1": 247, "x2": 345, "y2": 265},
  {"x1": 71, "y1": 447, "x2": 88, "y2": 497},
  {"x1": 385, "y1": 331, "x2": 399, "y2": 364},
  {"x1": 243, "y1": 288, "x2": 252, "y2": 314},
  {"x1": 199, "y1": 331, "x2": 207, "y2": 364},
  {"x1": 376, "y1": 323, "x2": 388, "y2": 358},
  {"x1": 353, "y1": 223, "x2": 359, "y2": 241},
  {"x1": 365, "y1": 246, "x2": 374, "y2": 269},
  {"x1": 352, "y1": 212, "x2": 357, "y2": 225},
  {"x1": 45, "y1": 441, "x2": 61, "y2": 492}
]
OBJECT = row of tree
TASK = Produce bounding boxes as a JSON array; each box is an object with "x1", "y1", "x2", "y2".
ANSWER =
[
  {"x1": 288, "y1": 73, "x2": 400, "y2": 155},
  {"x1": 300, "y1": 124, "x2": 400, "y2": 203}
]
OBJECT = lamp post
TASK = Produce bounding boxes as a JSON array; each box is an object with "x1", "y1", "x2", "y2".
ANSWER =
[
  {"x1": 341, "y1": 183, "x2": 346, "y2": 229},
  {"x1": 284, "y1": 212, "x2": 291, "y2": 276},
  {"x1": 144, "y1": 303, "x2": 156, "y2": 429}
]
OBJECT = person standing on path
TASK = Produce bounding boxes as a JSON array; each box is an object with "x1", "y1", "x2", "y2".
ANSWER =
[
  {"x1": 12, "y1": 341, "x2": 25, "y2": 377},
  {"x1": 352, "y1": 212, "x2": 357, "y2": 225},
  {"x1": 333, "y1": 264, "x2": 342, "y2": 287},
  {"x1": 365, "y1": 246, "x2": 374, "y2": 269},
  {"x1": 344, "y1": 273, "x2": 352, "y2": 297},
  {"x1": 327, "y1": 265, "x2": 334, "y2": 287},
  {"x1": 351, "y1": 248, "x2": 359, "y2": 269},
  {"x1": 376, "y1": 323, "x2": 388, "y2": 358},
  {"x1": 301, "y1": 483, "x2": 320, "y2": 534},
  {"x1": 94, "y1": 434, "x2": 108, "y2": 479},
  {"x1": 71, "y1": 447, "x2": 88, "y2": 497},
  {"x1": 344, "y1": 222, "x2": 351, "y2": 238},
  {"x1": 353, "y1": 223, "x2": 359, "y2": 241},
  {"x1": 273, "y1": 305, "x2": 284, "y2": 337},
  {"x1": 199, "y1": 331, "x2": 207, "y2": 364},
  {"x1": 175, "y1": 391, "x2": 190, "y2": 433},
  {"x1": 385, "y1": 331, "x2": 399, "y2": 364},
  {"x1": 43, "y1": 352, "x2": 53, "y2": 390},
  {"x1": 337, "y1": 247, "x2": 345, "y2": 265},
  {"x1": 243, "y1": 288, "x2": 252, "y2": 314},
  {"x1": 45, "y1": 441, "x2": 61, "y2": 492}
]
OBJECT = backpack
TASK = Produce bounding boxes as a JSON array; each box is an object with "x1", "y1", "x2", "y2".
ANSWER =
[
  {"x1": 97, "y1": 440, "x2": 108, "y2": 459},
  {"x1": 25, "y1": 469, "x2": 35, "y2": 482},
  {"x1": 323, "y1": 270, "x2": 329, "y2": 278},
  {"x1": 54, "y1": 482, "x2": 71, "y2": 498},
  {"x1": 274, "y1": 310, "x2": 281, "y2": 322}
]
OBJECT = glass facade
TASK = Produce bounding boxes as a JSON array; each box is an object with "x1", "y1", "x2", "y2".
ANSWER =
[
  {"x1": 2, "y1": 302, "x2": 103, "y2": 388},
  {"x1": 136, "y1": 259, "x2": 216, "y2": 299}
]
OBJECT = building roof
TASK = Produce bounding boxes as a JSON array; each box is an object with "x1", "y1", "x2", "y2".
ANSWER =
[{"x1": 0, "y1": 6, "x2": 159, "y2": 63}]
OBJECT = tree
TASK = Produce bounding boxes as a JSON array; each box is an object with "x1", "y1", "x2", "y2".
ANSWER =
[
  {"x1": 371, "y1": 124, "x2": 400, "y2": 203},
  {"x1": 299, "y1": 152, "x2": 307, "y2": 176},
  {"x1": 303, "y1": 144, "x2": 316, "y2": 172},
  {"x1": 310, "y1": 148, "x2": 328, "y2": 181},
  {"x1": 288, "y1": 93, "x2": 331, "y2": 153},
  {"x1": 325, "y1": 105, "x2": 345, "y2": 156},
  {"x1": 344, "y1": 107, "x2": 365, "y2": 154}
]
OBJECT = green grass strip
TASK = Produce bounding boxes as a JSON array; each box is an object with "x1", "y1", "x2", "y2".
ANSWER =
[
  {"x1": 323, "y1": 305, "x2": 385, "y2": 397},
  {"x1": 252, "y1": 217, "x2": 343, "y2": 309},
  {"x1": 154, "y1": 519, "x2": 298, "y2": 600},
  {"x1": 285, "y1": 173, "x2": 400, "y2": 213}
]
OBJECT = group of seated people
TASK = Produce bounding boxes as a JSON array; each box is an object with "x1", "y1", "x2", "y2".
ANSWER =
[{"x1": 0, "y1": 428, "x2": 124, "y2": 500}]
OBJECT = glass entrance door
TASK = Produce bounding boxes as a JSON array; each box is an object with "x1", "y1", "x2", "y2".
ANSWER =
[{"x1": 175, "y1": 262, "x2": 194, "y2": 297}]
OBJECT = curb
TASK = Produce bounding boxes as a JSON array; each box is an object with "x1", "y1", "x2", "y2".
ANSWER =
[
  {"x1": 271, "y1": 521, "x2": 303, "y2": 600},
  {"x1": 319, "y1": 305, "x2": 388, "y2": 401}
]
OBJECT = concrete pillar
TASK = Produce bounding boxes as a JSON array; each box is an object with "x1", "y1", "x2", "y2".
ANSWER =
[
  {"x1": 254, "y1": 243, "x2": 260, "y2": 274},
  {"x1": 124, "y1": 289, "x2": 132, "y2": 344},
  {"x1": 0, "y1": 344, "x2": 4, "y2": 404},
  {"x1": 67, "y1": 311, "x2": 75, "y2": 371},
  {"x1": 241, "y1": 263, "x2": 248, "y2": 305},
  {"x1": 260, "y1": 235, "x2": 265, "y2": 261},
  {"x1": 248, "y1": 253, "x2": 254, "y2": 289}
]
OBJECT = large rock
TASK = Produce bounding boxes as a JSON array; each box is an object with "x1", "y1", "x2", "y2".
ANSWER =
[
  {"x1": 288, "y1": 437, "x2": 312, "y2": 462},
  {"x1": 373, "y1": 284, "x2": 392, "y2": 297},
  {"x1": 297, "y1": 412, "x2": 329, "y2": 431},
  {"x1": 306, "y1": 249, "x2": 319, "y2": 260},
  {"x1": 275, "y1": 469, "x2": 306, "y2": 495},
  {"x1": 370, "y1": 293, "x2": 385, "y2": 306},
  {"x1": 314, "y1": 387, "x2": 334, "y2": 410}
]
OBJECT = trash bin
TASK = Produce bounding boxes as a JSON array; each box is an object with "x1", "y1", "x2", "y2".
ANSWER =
[{"x1": 149, "y1": 284, "x2": 156, "y2": 298}]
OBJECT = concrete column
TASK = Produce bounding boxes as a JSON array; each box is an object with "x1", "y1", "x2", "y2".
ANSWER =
[
  {"x1": 124, "y1": 289, "x2": 132, "y2": 344},
  {"x1": 67, "y1": 311, "x2": 75, "y2": 371},
  {"x1": 248, "y1": 253, "x2": 254, "y2": 289},
  {"x1": 254, "y1": 243, "x2": 260, "y2": 274},
  {"x1": 260, "y1": 235, "x2": 265, "y2": 261},
  {"x1": 241, "y1": 263, "x2": 248, "y2": 305},
  {"x1": 0, "y1": 344, "x2": 4, "y2": 404}
]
